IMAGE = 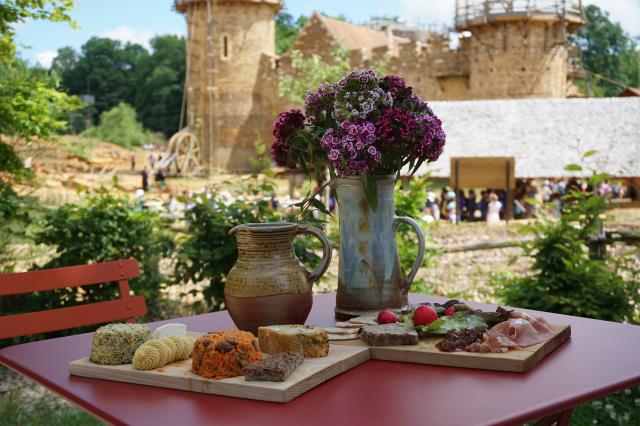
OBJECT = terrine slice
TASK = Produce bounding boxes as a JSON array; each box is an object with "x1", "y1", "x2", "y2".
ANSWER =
[
  {"x1": 360, "y1": 323, "x2": 419, "y2": 346},
  {"x1": 244, "y1": 352, "x2": 304, "y2": 382}
]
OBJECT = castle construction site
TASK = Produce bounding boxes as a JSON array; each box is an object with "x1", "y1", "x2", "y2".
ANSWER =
[{"x1": 173, "y1": 0, "x2": 602, "y2": 173}]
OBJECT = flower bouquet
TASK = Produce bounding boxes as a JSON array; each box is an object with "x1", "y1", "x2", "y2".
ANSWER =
[
  {"x1": 271, "y1": 69, "x2": 446, "y2": 209},
  {"x1": 271, "y1": 69, "x2": 446, "y2": 317}
]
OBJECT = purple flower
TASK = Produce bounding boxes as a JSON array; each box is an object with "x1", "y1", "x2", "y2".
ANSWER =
[{"x1": 271, "y1": 109, "x2": 305, "y2": 167}]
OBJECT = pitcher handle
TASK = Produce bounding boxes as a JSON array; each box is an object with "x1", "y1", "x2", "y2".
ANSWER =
[
  {"x1": 294, "y1": 224, "x2": 333, "y2": 283},
  {"x1": 392, "y1": 216, "x2": 425, "y2": 292}
]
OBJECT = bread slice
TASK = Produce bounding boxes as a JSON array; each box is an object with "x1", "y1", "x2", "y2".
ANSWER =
[{"x1": 258, "y1": 325, "x2": 329, "y2": 358}]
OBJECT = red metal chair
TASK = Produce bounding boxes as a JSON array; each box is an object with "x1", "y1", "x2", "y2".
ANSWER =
[{"x1": 0, "y1": 259, "x2": 147, "y2": 340}]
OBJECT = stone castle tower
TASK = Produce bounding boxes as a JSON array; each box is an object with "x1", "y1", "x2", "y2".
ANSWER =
[
  {"x1": 175, "y1": 0, "x2": 281, "y2": 171},
  {"x1": 455, "y1": 0, "x2": 585, "y2": 98}
]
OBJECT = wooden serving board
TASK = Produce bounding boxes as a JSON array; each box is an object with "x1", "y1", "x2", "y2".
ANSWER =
[
  {"x1": 337, "y1": 324, "x2": 571, "y2": 373},
  {"x1": 69, "y1": 344, "x2": 370, "y2": 403}
]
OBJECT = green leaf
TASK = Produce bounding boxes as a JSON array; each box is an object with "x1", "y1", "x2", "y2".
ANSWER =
[
  {"x1": 564, "y1": 164, "x2": 583, "y2": 172},
  {"x1": 415, "y1": 314, "x2": 488, "y2": 336},
  {"x1": 309, "y1": 197, "x2": 330, "y2": 216},
  {"x1": 361, "y1": 172, "x2": 378, "y2": 211},
  {"x1": 582, "y1": 150, "x2": 598, "y2": 159}
]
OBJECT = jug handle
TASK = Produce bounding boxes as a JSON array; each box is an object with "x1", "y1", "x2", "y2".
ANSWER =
[
  {"x1": 294, "y1": 224, "x2": 333, "y2": 283},
  {"x1": 392, "y1": 216, "x2": 425, "y2": 293}
]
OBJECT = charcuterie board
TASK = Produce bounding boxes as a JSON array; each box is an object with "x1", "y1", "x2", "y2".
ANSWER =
[
  {"x1": 335, "y1": 324, "x2": 571, "y2": 373},
  {"x1": 69, "y1": 344, "x2": 369, "y2": 403}
]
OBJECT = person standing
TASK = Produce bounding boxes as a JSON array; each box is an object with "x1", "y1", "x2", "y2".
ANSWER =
[
  {"x1": 130, "y1": 155, "x2": 136, "y2": 171},
  {"x1": 148, "y1": 154, "x2": 156, "y2": 169},
  {"x1": 479, "y1": 190, "x2": 489, "y2": 221},
  {"x1": 486, "y1": 193, "x2": 502, "y2": 225},
  {"x1": 466, "y1": 189, "x2": 477, "y2": 221},
  {"x1": 155, "y1": 168, "x2": 166, "y2": 188},
  {"x1": 141, "y1": 167, "x2": 149, "y2": 191}
]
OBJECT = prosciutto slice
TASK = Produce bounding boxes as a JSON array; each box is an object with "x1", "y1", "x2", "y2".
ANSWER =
[{"x1": 466, "y1": 313, "x2": 555, "y2": 353}]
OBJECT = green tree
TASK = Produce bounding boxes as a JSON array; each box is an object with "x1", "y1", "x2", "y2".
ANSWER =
[
  {"x1": 133, "y1": 35, "x2": 186, "y2": 137},
  {"x1": 82, "y1": 102, "x2": 159, "y2": 148},
  {"x1": 279, "y1": 47, "x2": 388, "y2": 105},
  {"x1": 275, "y1": 11, "x2": 307, "y2": 55},
  {"x1": 0, "y1": 0, "x2": 75, "y2": 60},
  {"x1": 54, "y1": 37, "x2": 148, "y2": 119},
  {"x1": 579, "y1": 5, "x2": 639, "y2": 96},
  {"x1": 0, "y1": 58, "x2": 81, "y2": 146}
]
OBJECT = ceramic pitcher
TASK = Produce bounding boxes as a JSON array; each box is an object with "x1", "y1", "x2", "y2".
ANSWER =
[
  {"x1": 225, "y1": 222, "x2": 332, "y2": 334},
  {"x1": 334, "y1": 176, "x2": 425, "y2": 319}
]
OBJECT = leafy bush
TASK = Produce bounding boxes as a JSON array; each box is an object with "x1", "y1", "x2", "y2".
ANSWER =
[
  {"x1": 394, "y1": 177, "x2": 439, "y2": 293},
  {"x1": 494, "y1": 162, "x2": 639, "y2": 322},
  {"x1": 82, "y1": 102, "x2": 159, "y2": 148},
  {"x1": 0, "y1": 187, "x2": 172, "y2": 321},
  {"x1": 0, "y1": 183, "x2": 42, "y2": 274},
  {"x1": 173, "y1": 176, "x2": 321, "y2": 312}
]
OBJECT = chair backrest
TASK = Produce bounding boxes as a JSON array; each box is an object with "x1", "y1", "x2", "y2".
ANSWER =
[{"x1": 0, "y1": 259, "x2": 147, "y2": 340}]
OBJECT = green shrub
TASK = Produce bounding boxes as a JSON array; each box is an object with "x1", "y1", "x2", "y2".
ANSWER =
[
  {"x1": 0, "y1": 183, "x2": 41, "y2": 274},
  {"x1": 81, "y1": 102, "x2": 159, "y2": 148},
  {"x1": 36, "y1": 187, "x2": 173, "y2": 302},
  {"x1": 173, "y1": 177, "x2": 320, "y2": 312},
  {"x1": 0, "y1": 186, "x2": 174, "y2": 344},
  {"x1": 493, "y1": 165, "x2": 639, "y2": 322}
]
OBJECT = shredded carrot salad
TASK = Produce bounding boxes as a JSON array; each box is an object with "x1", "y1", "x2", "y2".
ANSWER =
[{"x1": 191, "y1": 329, "x2": 262, "y2": 379}]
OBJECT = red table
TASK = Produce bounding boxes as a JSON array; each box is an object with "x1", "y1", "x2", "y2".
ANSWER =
[{"x1": 2, "y1": 293, "x2": 640, "y2": 426}]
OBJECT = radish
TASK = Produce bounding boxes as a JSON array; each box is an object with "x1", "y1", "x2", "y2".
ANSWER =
[
  {"x1": 377, "y1": 310, "x2": 397, "y2": 324},
  {"x1": 413, "y1": 305, "x2": 438, "y2": 326}
]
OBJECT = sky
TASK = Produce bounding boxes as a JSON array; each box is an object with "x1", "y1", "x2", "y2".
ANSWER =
[{"x1": 14, "y1": 0, "x2": 640, "y2": 68}]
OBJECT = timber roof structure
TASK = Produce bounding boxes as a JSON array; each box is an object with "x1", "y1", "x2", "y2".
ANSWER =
[
  {"x1": 420, "y1": 98, "x2": 640, "y2": 179},
  {"x1": 314, "y1": 13, "x2": 410, "y2": 51}
]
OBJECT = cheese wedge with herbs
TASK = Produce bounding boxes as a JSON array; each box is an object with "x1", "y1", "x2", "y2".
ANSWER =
[{"x1": 258, "y1": 325, "x2": 329, "y2": 358}]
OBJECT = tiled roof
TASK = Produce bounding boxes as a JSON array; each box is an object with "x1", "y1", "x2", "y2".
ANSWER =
[
  {"x1": 419, "y1": 98, "x2": 640, "y2": 178},
  {"x1": 315, "y1": 13, "x2": 410, "y2": 50}
]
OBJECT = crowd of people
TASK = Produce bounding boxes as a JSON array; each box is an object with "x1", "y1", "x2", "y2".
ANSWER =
[{"x1": 419, "y1": 178, "x2": 633, "y2": 225}]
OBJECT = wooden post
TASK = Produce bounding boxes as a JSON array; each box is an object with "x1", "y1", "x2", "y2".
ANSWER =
[
  {"x1": 455, "y1": 159, "x2": 460, "y2": 224},
  {"x1": 505, "y1": 159, "x2": 513, "y2": 222}
]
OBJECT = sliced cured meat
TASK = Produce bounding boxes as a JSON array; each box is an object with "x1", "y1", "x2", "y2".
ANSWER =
[
  {"x1": 510, "y1": 310, "x2": 555, "y2": 334},
  {"x1": 466, "y1": 317, "x2": 556, "y2": 353},
  {"x1": 436, "y1": 327, "x2": 485, "y2": 352}
]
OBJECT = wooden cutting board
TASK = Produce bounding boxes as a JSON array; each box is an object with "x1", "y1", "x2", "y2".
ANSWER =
[
  {"x1": 69, "y1": 344, "x2": 370, "y2": 403},
  {"x1": 336, "y1": 324, "x2": 571, "y2": 373}
]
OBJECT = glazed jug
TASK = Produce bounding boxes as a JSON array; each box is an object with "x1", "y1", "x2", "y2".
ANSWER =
[
  {"x1": 225, "y1": 222, "x2": 332, "y2": 334},
  {"x1": 334, "y1": 176, "x2": 425, "y2": 319}
]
